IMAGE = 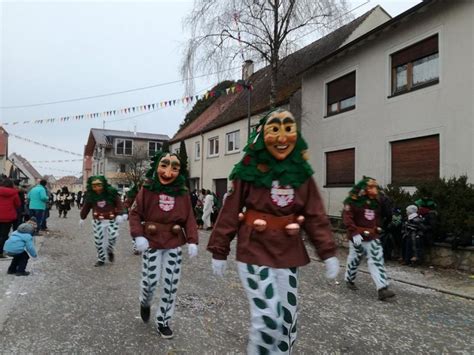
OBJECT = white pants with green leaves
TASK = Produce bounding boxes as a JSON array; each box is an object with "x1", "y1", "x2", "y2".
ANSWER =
[
  {"x1": 92, "y1": 219, "x2": 119, "y2": 262},
  {"x1": 238, "y1": 262, "x2": 299, "y2": 355},
  {"x1": 140, "y1": 247, "x2": 183, "y2": 327},
  {"x1": 344, "y1": 239, "x2": 389, "y2": 290}
]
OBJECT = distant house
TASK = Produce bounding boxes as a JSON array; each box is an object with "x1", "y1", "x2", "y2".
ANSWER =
[
  {"x1": 169, "y1": 6, "x2": 389, "y2": 201},
  {"x1": 0, "y1": 127, "x2": 9, "y2": 176},
  {"x1": 300, "y1": 0, "x2": 474, "y2": 214},
  {"x1": 8, "y1": 153, "x2": 43, "y2": 186},
  {"x1": 83, "y1": 128, "x2": 169, "y2": 191},
  {"x1": 51, "y1": 175, "x2": 83, "y2": 194}
]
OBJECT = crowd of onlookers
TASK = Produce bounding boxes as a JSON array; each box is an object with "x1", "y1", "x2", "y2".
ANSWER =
[{"x1": 190, "y1": 188, "x2": 227, "y2": 230}]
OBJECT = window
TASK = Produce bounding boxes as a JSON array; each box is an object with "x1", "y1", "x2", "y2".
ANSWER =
[
  {"x1": 391, "y1": 34, "x2": 439, "y2": 95},
  {"x1": 325, "y1": 148, "x2": 355, "y2": 187},
  {"x1": 226, "y1": 131, "x2": 240, "y2": 153},
  {"x1": 208, "y1": 137, "x2": 219, "y2": 157},
  {"x1": 326, "y1": 71, "x2": 356, "y2": 116},
  {"x1": 391, "y1": 135, "x2": 439, "y2": 185},
  {"x1": 195, "y1": 141, "x2": 201, "y2": 160},
  {"x1": 115, "y1": 139, "x2": 133, "y2": 155},
  {"x1": 148, "y1": 141, "x2": 162, "y2": 157},
  {"x1": 119, "y1": 164, "x2": 126, "y2": 173}
]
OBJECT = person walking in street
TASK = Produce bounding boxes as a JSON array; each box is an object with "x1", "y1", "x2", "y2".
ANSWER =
[
  {"x1": 343, "y1": 176, "x2": 396, "y2": 301},
  {"x1": 0, "y1": 178, "x2": 21, "y2": 258},
  {"x1": 57, "y1": 186, "x2": 73, "y2": 218},
  {"x1": 79, "y1": 176, "x2": 125, "y2": 267},
  {"x1": 27, "y1": 179, "x2": 48, "y2": 235},
  {"x1": 129, "y1": 151, "x2": 198, "y2": 339},
  {"x1": 76, "y1": 191, "x2": 83, "y2": 209},
  {"x1": 4, "y1": 218, "x2": 38, "y2": 276},
  {"x1": 202, "y1": 189, "x2": 214, "y2": 230},
  {"x1": 207, "y1": 110, "x2": 339, "y2": 354}
]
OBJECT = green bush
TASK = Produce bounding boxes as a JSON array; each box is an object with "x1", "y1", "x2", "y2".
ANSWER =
[{"x1": 383, "y1": 176, "x2": 474, "y2": 238}]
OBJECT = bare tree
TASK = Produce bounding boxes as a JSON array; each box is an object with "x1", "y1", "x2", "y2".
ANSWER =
[
  {"x1": 181, "y1": 0, "x2": 351, "y2": 106},
  {"x1": 118, "y1": 146, "x2": 149, "y2": 188}
]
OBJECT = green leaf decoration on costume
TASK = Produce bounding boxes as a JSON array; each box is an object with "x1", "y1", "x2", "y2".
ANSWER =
[
  {"x1": 164, "y1": 278, "x2": 171, "y2": 285},
  {"x1": 291, "y1": 320, "x2": 298, "y2": 334},
  {"x1": 289, "y1": 267, "x2": 297, "y2": 274},
  {"x1": 229, "y1": 110, "x2": 314, "y2": 189},
  {"x1": 173, "y1": 279, "x2": 179, "y2": 285},
  {"x1": 247, "y1": 278, "x2": 258, "y2": 290},
  {"x1": 282, "y1": 306, "x2": 292, "y2": 324},
  {"x1": 168, "y1": 260, "x2": 176, "y2": 265},
  {"x1": 343, "y1": 176, "x2": 380, "y2": 209},
  {"x1": 258, "y1": 346, "x2": 269, "y2": 355},
  {"x1": 289, "y1": 275, "x2": 297, "y2": 288},
  {"x1": 276, "y1": 302, "x2": 282, "y2": 317},
  {"x1": 260, "y1": 331, "x2": 274, "y2": 345},
  {"x1": 169, "y1": 253, "x2": 177, "y2": 257},
  {"x1": 253, "y1": 298, "x2": 267, "y2": 309},
  {"x1": 259, "y1": 268, "x2": 269, "y2": 281},
  {"x1": 149, "y1": 273, "x2": 156, "y2": 279},
  {"x1": 278, "y1": 341, "x2": 289, "y2": 352},
  {"x1": 262, "y1": 315, "x2": 277, "y2": 330},
  {"x1": 149, "y1": 266, "x2": 157, "y2": 271},
  {"x1": 264, "y1": 284, "x2": 274, "y2": 299},
  {"x1": 282, "y1": 324, "x2": 289, "y2": 336},
  {"x1": 287, "y1": 292, "x2": 297, "y2": 306},
  {"x1": 165, "y1": 267, "x2": 172, "y2": 274},
  {"x1": 85, "y1": 175, "x2": 119, "y2": 204},
  {"x1": 142, "y1": 151, "x2": 188, "y2": 196},
  {"x1": 149, "y1": 256, "x2": 157, "y2": 262},
  {"x1": 174, "y1": 268, "x2": 180, "y2": 274},
  {"x1": 247, "y1": 264, "x2": 255, "y2": 274},
  {"x1": 161, "y1": 298, "x2": 167, "y2": 303}
]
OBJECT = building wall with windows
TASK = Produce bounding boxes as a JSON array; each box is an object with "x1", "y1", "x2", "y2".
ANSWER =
[{"x1": 302, "y1": 1, "x2": 474, "y2": 215}]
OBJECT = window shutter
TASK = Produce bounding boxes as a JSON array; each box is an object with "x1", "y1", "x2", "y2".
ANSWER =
[
  {"x1": 327, "y1": 72, "x2": 356, "y2": 105},
  {"x1": 391, "y1": 34, "x2": 438, "y2": 67},
  {"x1": 391, "y1": 135, "x2": 439, "y2": 185},
  {"x1": 326, "y1": 148, "x2": 355, "y2": 186}
]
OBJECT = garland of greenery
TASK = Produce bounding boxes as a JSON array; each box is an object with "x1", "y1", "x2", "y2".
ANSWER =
[
  {"x1": 229, "y1": 110, "x2": 314, "y2": 188},
  {"x1": 143, "y1": 151, "x2": 188, "y2": 196},
  {"x1": 343, "y1": 176, "x2": 379, "y2": 209},
  {"x1": 85, "y1": 175, "x2": 119, "y2": 204}
]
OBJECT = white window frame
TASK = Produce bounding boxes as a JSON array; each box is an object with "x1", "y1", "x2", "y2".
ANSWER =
[
  {"x1": 208, "y1": 136, "x2": 219, "y2": 157},
  {"x1": 148, "y1": 141, "x2": 161, "y2": 157},
  {"x1": 115, "y1": 138, "x2": 133, "y2": 156},
  {"x1": 226, "y1": 130, "x2": 240, "y2": 154},
  {"x1": 195, "y1": 141, "x2": 201, "y2": 160}
]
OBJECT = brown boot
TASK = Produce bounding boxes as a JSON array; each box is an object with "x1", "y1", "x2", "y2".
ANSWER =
[{"x1": 378, "y1": 287, "x2": 395, "y2": 300}]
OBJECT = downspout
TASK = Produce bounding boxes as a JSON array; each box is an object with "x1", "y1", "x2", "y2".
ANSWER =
[{"x1": 200, "y1": 131, "x2": 204, "y2": 190}]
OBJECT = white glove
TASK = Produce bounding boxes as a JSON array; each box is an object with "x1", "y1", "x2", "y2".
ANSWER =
[
  {"x1": 212, "y1": 258, "x2": 227, "y2": 277},
  {"x1": 352, "y1": 234, "x2": 363, "y2": 246},
  {"x1": 121, "y1": 214, "x2": 129, "y2": 221},
  {"x1": 324, "y1": 256, "x2": 340, "y2": 280},
  {"x1": 79, "y1": 219, "x2": 85, "y2": 228},
  {"x1": 134, "y1": 236, "x2": 149, "y2": 252},
  {"x1": 115, "y1": 215, "x2": 124, "y2": 225},
  {"x1": 187, "y1": 243, "x2": 198, "y2": 258}
]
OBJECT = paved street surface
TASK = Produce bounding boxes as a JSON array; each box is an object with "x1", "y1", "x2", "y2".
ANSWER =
[{"x1": 1, "y1": 209, "x2": 473, "y2": 354}]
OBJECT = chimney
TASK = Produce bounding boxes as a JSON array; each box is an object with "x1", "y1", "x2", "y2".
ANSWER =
[{"x1": 242, "y1": 60, "x2": 254, "y2": 82}]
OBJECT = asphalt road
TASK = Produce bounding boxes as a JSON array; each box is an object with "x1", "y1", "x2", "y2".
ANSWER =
[{"x1": 0, "y1": 209, "x2": 472, "y2": 354}]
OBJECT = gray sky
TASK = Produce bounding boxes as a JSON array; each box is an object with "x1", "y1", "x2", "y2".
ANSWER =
[{"x1": 1, "y1": 0, "x2": 421, "y2": 178}]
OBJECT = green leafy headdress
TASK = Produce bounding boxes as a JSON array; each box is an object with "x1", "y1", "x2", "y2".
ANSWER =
[
  {"x1": 143, "y1": 151, "x2": 188, "y2": 196},
  {"x1": 229, "y1": 109, "x2": 314, "y2": 188},
  {"x1": 85, "y1": 175, "x2": 118, "y2": 204},
  {"x1": 344, "y1": 176, "x2": 379, "y2": 208}
]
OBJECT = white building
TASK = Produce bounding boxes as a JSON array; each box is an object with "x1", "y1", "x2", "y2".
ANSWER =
[{"x1": 301, "y1": 0, "x2": 474, "y2": 215}]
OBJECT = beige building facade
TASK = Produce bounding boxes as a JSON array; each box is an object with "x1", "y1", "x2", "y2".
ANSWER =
[{"x1": 301, "y1": 1, "x2": 474, "y2": 215}]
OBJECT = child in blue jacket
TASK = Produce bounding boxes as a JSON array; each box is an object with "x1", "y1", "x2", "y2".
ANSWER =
[{"x1": 4, "y1": 218, "x2": 38, "y2": 276}]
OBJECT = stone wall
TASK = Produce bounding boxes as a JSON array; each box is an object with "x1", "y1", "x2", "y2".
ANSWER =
[{"x1": 332, "y1": 231, "x2": 474, "y2": 273}]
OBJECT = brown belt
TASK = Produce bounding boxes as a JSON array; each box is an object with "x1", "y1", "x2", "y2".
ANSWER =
[
  {"x1": 93, "y1": 212, "x2": 115, "y2": 220},
  {"x1": 244, "y1": 209, "x2": 295, "y2": 230},
  {"x1": 356, "y1": 226, "x2": 381, "y2": 237},
  {"x1": 143, "y1": 221, "x2": 179, "y2": 236}
]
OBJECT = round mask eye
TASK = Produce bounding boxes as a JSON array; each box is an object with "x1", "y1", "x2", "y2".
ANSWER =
[
  {"x1": 272, "y1": 126, "x2": 278, "y2": 132},
  {"x1": 285, "y1": 126, "x2": 292, "y2": 132}
]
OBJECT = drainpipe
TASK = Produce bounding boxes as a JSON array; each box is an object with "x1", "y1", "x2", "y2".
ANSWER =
[{"x1": 200, "y1": 131, "x2": 204, "y2": 190}]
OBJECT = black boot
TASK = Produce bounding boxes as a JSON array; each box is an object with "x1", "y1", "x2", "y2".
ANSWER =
[
  {"x1": 108, "y1": 251, "x2": 114, "y2": 262},
  {"x1": 378, "y1": 287, "x2": 395, "y2": 300},
  {"x1": 157, "y1": 325, "x2": 173, "y2": 339},
  {"x1": 140, "y1": 305, "x2": 150, "y2": 323},
  {"x1": 94, "y1": 261, "x2": 105, "y2": 267}
]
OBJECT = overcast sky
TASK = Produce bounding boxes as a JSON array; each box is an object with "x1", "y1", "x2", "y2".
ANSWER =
[{"x1": 1, "y1": 0, "x2": 422, "y2": 178}]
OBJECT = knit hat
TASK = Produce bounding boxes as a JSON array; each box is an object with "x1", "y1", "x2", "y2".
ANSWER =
[
  {"x1": 17, "y1": 222, "x2": 35, "y2": 235},
  {"x1": 406, "y1": 205, "x2": 418, "y2": 215},
  {"x1": 28, "y1": 216, "x2": 38, "y2": 224}
]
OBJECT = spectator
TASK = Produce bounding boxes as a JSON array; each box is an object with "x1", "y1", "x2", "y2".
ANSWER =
[
  {"x1": 12, "y1": 180, "x2": 27, "y2": 231},
  {"x1": 57, "y1": 186, "x2": 73, "y2": 218},
  {"x1": 4, "y1": 218, "x2": 38, "y2": 276},
  {"x1": 76, "y1": 191, "x2": 83, "y2": 209},
  {"x1": 202, "y1": 189, "x2": 214, "y2": 230},
  {"x1": 210, "y1": 191, "x2": 221, "y2": 226},
  {"x1": 0, "y1": 178, "x2": 21, "y2": 258},
  {"x1": 27, "y1": 179, "x2": 48, "y2": 235},
  {"x1": 402, "y1": 205, "x2": 426, "y2": 266},
  {"x1": 387, "y1": 208, "x2": 403, "y2": 260}
]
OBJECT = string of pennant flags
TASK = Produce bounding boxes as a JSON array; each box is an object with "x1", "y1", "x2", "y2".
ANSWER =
[
  {"x1": 36, "y1": 166, "x2": 82, "y2": 175},
  {"x1": 29, "y1": 159, "x2": 84, "y2": 163},
  {"x1": 1, "y1": 83, "x2": 252, "y2": 127},
  {"x1": 10, "y1": 134, "x2": 83, "y2": 157}
]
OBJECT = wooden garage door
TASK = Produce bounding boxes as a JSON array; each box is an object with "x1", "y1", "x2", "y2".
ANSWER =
[
  {"x1": 391, "y1": 135, "x2": 439, "y2": 185},
  {"x1": 326, "y1": 148, "x2": 355, "y2": 187}
]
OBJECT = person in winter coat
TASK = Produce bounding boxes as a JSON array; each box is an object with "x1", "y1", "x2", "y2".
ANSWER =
[
  {"x1": 0, "y1": 178, "x2": 21, "y2": 258},
  {"x1": 27, "y1": 180, "x2": 48, "y2": 234},
  {"x1": 4, "y1": 218, "x2": 38, "y2": 276},
  {"x1": 202, "y1": 189, "x2": 214, "y2": 230}
]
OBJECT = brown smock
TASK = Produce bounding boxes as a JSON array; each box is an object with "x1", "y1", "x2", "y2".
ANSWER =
[
  {"x1": 342, "y1": 202, "x2": 381, "y2": 242},
  {"x1": 80, "y1": 195, "x2": 124, "y2": 220},
  {"x1": 129, "y1": 187, "x2": 198, "y2": 249},
  {"x1": 207, "y1": 178, "x2": 336, "y2": 268}
]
